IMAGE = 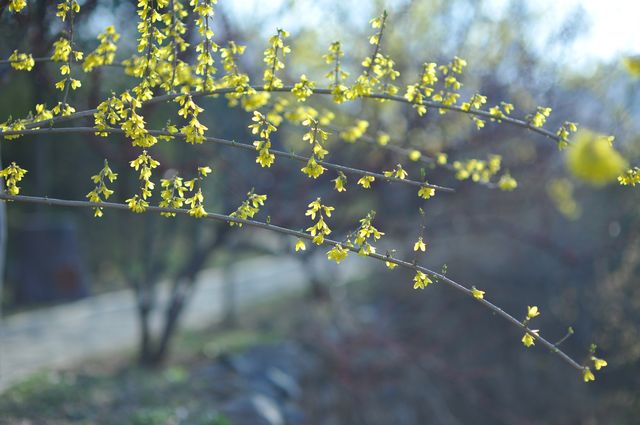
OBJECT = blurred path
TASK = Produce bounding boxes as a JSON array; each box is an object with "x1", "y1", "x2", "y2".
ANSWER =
[{"x1": 0, "y1": 254, "x2": 361, "y2": 391}]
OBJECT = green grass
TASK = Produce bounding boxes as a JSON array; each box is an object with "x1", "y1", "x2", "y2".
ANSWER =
[
  {"x1": 0, "y1": 290, "x2": 302, "y2": 425},
  {"x1": 1, "y1": 352, "x2": 233, "y2": 424}
]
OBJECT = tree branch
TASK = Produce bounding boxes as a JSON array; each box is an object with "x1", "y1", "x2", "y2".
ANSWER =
[
  {"x1": 0, "y1": 192, "x2": 585, "y2": 373},
  {"x1": 10, "y1": 85, "x2": 563, "y2": 145},
  {"x1": 1, "y1": 126, "x2": 454, "y2": 192}
]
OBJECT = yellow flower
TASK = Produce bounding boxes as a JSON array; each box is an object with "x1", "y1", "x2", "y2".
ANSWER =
[
  {"x1": 522, "y1": 331, "x2": 538, "y2": 348},
  {"x1": 413, "y1": 271, "x2": 432, "y2": 289},
  {"x1": 291, "y1": 74, "x2": 315, "y2": 101},
  {"x1": 305, "y1": 198, "x2": 333, "y2": 245},
  {"x1": 8, "y1": 0, "x2": 27, "y2": 13},
  {"x1": 547, "y1": 178, "x2": 581, "y2": 219},
  {"x1": 418, "y1": 186, "x2": 435, "y2": 199},
  {"x1": 527, "y1": 306, "x2": 540, "y2": 319},
  {"x1": 529, "y1": 106, "x2": 552, "y2": 128},
  {"x1": 0, "y1": 162, "x2": 28, "y2": 195},
  {"x1": 257, "y1": 148, "x2": 275, "y2": 167},
  {"x1": 301, "y1": 156, "x2": 326, "y2": 178},
  {"x1": 471, "y1": 286, "x2": 485, "y2": 299},
  {"x1": 327, "y1": 244, "x2": 349, "y2": 264},
  {"x1": 332, "y1": 173, "x2": 347, "y2": 192},
  {"x1": 623, "y1": 56, "x2": 640, "y2": 77},
  {"x1": 125, "y1": 195, "x2": 148, "y2": 213},
  {"x1": 592, "y1": 356, "x2": 607, "y2": 371},
  {"x1": 619, "y1": 167, "x2": 640, "y2": 186},
  {"x1": 357, "y1": 175, "x2": 375, "y2": 188},
  {"x1": 8, "y1": 50, "x2": 35, "y2": 71},
  {"x1": 377, "y1": 132, "x2": 390, "y2": 146},
  {"x1": 408, "y1": 150, "x2": 421, "y2": 161},
  {"x1": 583, "y1": 367, "x2": 595, "y2": 383},
  {"x1": 340, "y1": 120, "x2": 369, "y2": 143},
  {"x1": 189, "y1": 204, "x2": 207, "y2": 218},
  {"x1": 198, "y1": 166, "x2": 212, "y2": 176},
  {"x1": 228, "y1": 192, "x2": 267, "y2": 226},
  {"x1": 295, "y1": 239, "x2": 306, "y2": 252},
  {"x1": 383, "y1": 164, "x2": 408, "y2": 180},
  {"x1": 385, "y1": 261, "x2": 397, "y2": 270},
  {"x1": 566, "y1": 129, "x2": 628, "y2": 186},
  {"x1": 413, "y1": 237, "x2": 426, "y2": 252},
  {"x1": 498, "y1": 173, "x2": 518, "y2": 191}
]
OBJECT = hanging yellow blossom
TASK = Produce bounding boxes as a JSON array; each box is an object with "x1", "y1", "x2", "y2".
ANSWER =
[
  {"x1": 413, "y1": 237, "x2": 426, "y2": 252},
  {"x1": 623, "y1": 56, "x2": 640, "y2": 77},
  {"x1": 301, "y1": 156, "x2": 326, "y2": 179},
  {"x1": 413, "y1": 271, "x2": 432, "y2": 289},
  {"x1": 618, "y1": 167, "x2": 640, "y2": 186},
  {"x1": 229, "y1": 191, "x2": 267, "y2": 226},
  {"x1": 357, "y1": 175, "x2": 375, "y2": 188},
  {"x1": 291, "y1": 74, "x2": 315, "y2": 101},
  {"x1": 592, "y1": 356, "x2": 607, "y2": 371},
  {"x1": 383, "y1": 164, "x2": 408, "y2": 180},
  {"x1": 566, "y1": 129, "x2": 628, "y2": 186},
  {"x1": 305, "y1": 198, "x2": 333, "y2": 245},
  {"x1": 295, "y1": 239, "x2": 306, "y2": 252},
  {"x1": 522, "y1": 332, "x2": 537, "y2": 347},
  {"x1": 327, "y1": 244, "x2": 349, "y2": 264},
  {"x1": 8, "y1": 50, "x2": 35, "y2": 71},
  {"x1": 83, "y1": 26, "x2": 120, "y2": 72},
  {"x1": 582, "y1": 367, "x2": 595, "y2": 383},
  {"x1": 8, "y1": 0, "x2": 27, "y2": 13},
  {"x1": 86, "y1": 160, "x2": 118, "y2": 217},
  {"x1": 498, "y1": 173, "x2": 518, "y2": 191},
  {"x1": 0, "y1": 162, "x2": 28, "y2": 195},
  {"x1": 418, "y1": 186, "x2": 435, "y2": 199},
  {"x1": 409, "y1": 150, "x2": 421, "y2": 161},
  {"x1": 332, "y1": 172, "x2": 347, "y2": 192}
]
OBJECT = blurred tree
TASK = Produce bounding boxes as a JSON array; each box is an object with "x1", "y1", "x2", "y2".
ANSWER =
[{"x1": 0, "y1": 0, "x2": 634, "y2": 383}]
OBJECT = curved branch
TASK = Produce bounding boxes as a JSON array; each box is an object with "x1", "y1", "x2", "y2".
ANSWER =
[
  {"x1": 15, "y1": 85, "x2": 562, "y2": 145},
  {"x1": 0, "y1": 192, "x2": 585, "y2": 373},
  {"x1": 0, "y1": 57, "x2": 126, "y2": 67},
  {"x1": 0, "y1": 52, "x2": 561, "y2": 144},
  {"x1": 0, "y1": 126, "x2": 453, "y2": 192},
  {"x1": 204, "y1": 87, "x2": 561, "y2": 142},
  {"x1": 322, "y1": 122, "x2": 498, "y2": 189}
]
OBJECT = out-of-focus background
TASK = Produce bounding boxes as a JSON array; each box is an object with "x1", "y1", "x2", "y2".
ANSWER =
[{"x1": 0, "y1": 0, "x2": 639, "y2": 424}]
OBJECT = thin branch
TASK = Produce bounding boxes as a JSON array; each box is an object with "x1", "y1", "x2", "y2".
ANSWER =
[
  {"x1": 0, "y1": 192, "x2": 585, "y2": 373},
  {"x1": 0, "y1": 57, "x2": 123, "y2": 67},
  {"x1": 14, "y1": 86, "x2": 563, "y2": 144},
  {"x1": 0, "y1": 126, "x2": 454, "y2": 192},
  {"x1": 323, "y1": 122, "x2": 498, "y2": 189},
  {"x1": 60, "y1": 6, "x2": 77, "y2": 110},
  {"x1": 364, "y1": 10, "x2": 387, "y2": 76},
  {"x1": 269, "y1": 87, "x2": 562, "y2": 143}
]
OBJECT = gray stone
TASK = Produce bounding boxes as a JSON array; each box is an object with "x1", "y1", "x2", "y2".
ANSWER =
[
  {"x1": 265, "y1": 367, "x2": 300, "y2": 399},
  {"x1": 221, "y1": 394, "x2": 284, "y2": 425}
]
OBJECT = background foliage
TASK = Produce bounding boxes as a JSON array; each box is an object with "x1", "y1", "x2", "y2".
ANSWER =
[{"x1": 1, "y1": 0, "x2": 639, "y2": 423}]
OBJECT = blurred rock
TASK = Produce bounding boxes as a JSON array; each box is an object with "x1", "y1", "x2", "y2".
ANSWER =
[
  {"x1": 221, "y1": 394, "x2": 284, "y2": 425},
  {"x1": 204, "y1": 343, "x2": 310, "y2": 425}
]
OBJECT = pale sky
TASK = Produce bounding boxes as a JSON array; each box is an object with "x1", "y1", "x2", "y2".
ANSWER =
[
  {"x1": 524, "y1": 0, "x2": 639, "y2": 62},
  {"x1": 225, "y1": 0, "x2": 639, "y2": 65}
]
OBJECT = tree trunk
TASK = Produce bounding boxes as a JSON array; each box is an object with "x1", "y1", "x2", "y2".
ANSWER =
[
  {"x1": 136, "y1": 281, "x2": 155, "y2": 365},
  {"x1": 151, "y1": 278, "x2": 193, "y2": 365}
]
